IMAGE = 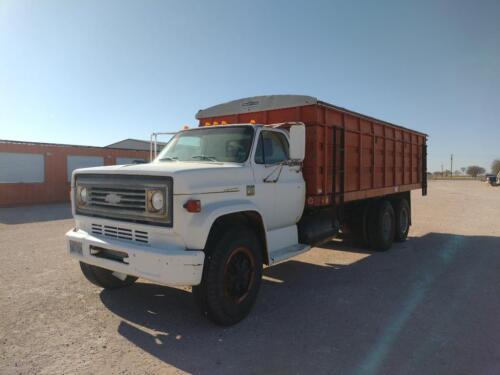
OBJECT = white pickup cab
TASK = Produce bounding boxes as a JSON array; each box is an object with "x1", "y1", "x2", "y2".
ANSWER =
[{"x1": 67, "y1": 123, "x2": 311, "y2": 325}]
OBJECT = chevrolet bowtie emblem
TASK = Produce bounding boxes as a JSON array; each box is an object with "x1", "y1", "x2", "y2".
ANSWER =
[{"x1": 105, "y1": 193, "x2": 121, "y2": 204}]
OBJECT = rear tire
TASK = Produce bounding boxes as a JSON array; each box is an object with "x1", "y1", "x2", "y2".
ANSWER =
[
  {"x1": 193, "y1": 227, "x2": 263, "y2": 326},
  {"x1": 343, "y1": 203, "x2": 370, "y2": 247},
  {"x1": 79, "y1": 262, "x2": 138, "y2": 289},
  {"x1": 393, "y1": 198, "x2": 410, "y2": 242},
  {"x1": 367, "y1": 200, "x2": 395, "y2": 251}
]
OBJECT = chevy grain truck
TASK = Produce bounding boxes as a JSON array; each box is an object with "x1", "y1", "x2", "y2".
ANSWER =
[{"x1": 66, "y1": 95, "x2": 427, "y2": 325}]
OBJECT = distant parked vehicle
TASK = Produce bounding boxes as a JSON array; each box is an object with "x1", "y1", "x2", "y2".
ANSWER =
[{"x1": 485, "y1": 174, "x2": 497, "y2": 185}]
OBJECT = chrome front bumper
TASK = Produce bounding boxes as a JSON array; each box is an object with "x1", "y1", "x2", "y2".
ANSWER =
[{"x1": 66, "y1": 228, "x2": 205, "y2": 286}]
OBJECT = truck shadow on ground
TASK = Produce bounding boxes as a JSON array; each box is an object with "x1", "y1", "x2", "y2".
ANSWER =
[
  {"x1": 0, "y1": 203, "x2": 72, "y2": 224},
  {"x1": 100, "y1": 232, "x2": 500, "y2": 375}
]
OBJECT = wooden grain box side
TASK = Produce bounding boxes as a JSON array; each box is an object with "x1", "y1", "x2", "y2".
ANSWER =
[{"x1": 197, "y1": 102, "x2": 426, "y2": 208}]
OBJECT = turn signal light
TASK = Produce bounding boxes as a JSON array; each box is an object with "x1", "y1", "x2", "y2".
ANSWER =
[
  {"x1": 183, "y1": 199, "x2": 201, "y2": 213},
  {"x1": 250, "y1": 119, "x2": 256, "y2": 124}
]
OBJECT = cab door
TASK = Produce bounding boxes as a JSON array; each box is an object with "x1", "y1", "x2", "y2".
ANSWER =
[{"x1": 252, "y1": 128, "x2": 305, "y2": 230}]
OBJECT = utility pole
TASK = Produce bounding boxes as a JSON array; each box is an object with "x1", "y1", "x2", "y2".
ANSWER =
[
  {"x1": 441, "y1": 163, "x2": 444, "y2": 177},
  {"x1": 451, "y1": 154, "x2": 453, "y2": 178}
]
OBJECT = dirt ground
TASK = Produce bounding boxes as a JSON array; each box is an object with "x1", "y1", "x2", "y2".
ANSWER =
[{"x1": 1, "y1": 180, "x2": 500, "y2": 375}]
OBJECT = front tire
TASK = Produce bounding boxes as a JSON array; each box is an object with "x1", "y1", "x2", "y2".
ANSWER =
[
  {"x1": 79, "y1": 262, "x2": 138, "y2": 289},
  {"x1": 193, "y1": 227, "x2": 263, "y2": 326}
]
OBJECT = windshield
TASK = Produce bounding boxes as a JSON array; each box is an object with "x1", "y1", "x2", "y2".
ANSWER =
[{"x1": 156, "y1": 126, "x2": 254, "y2": 163}]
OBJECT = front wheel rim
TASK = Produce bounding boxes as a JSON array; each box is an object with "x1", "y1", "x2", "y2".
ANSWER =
[{"x1": 223, "y1": 246, "x2": 256, "y2": 304}]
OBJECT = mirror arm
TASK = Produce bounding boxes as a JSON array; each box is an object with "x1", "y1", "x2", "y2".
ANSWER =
[
  {"x1": 286, "y1": 159, "x2": 303, "y2": 167},
  {"x1": 263, "y1": 163, "x2": 285, "y2": 183},
  {"x1": 263, "y1": 159, "x2": 302, "y2": 183}
]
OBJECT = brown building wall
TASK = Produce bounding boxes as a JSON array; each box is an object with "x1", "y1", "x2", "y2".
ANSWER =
[{"x1": 0, "y1": 142, "x2": 149, "y2": 207}]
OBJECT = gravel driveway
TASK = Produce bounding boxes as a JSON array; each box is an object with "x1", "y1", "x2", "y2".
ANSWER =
[{"x1": 1, "y1": 180, "x2": 500, "y2": 374}]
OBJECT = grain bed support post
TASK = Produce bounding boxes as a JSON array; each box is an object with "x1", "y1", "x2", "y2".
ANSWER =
[{"x1": 66, "y1": 94, "x2": 427, "y2": 326}]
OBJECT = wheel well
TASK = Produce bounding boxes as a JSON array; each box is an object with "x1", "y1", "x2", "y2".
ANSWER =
[{"x1": 205, "y1": 211, "x2": 269, "y2": 265}]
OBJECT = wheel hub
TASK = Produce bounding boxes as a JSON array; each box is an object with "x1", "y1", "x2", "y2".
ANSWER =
[{"x1": 224, "y1": 247, "x2": 255, "y2": 304}]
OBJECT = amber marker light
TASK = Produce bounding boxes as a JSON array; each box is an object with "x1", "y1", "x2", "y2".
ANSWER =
[{"x1": 183, "y1": 199, "x2": 201, "y2": 213}]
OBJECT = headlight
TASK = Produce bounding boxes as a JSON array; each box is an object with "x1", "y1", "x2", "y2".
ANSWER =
[
  {"x1": 149, "y1": 190, "x2": 164, "y2": 212},
  {"x1": 77, "y1": 186, "x2": 88, "y2": 206}
]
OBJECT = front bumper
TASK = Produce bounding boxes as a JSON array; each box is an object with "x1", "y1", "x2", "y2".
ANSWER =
[{"x1": 66, "y1": 228, "x2": 205, "y2": 286}]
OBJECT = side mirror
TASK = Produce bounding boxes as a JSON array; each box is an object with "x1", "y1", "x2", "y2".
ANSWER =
[{"x1": 289, "y1": 124, "x2": 306, "y2": 161}]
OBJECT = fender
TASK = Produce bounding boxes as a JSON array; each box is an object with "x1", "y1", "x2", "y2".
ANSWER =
[{"x1": 183, "y1": 199, "x2": 267, "y2": 251}]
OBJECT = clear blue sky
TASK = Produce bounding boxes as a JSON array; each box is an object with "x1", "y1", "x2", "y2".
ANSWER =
[{"x1": 1, "y1": 0, "x2": 499, "y2": 172}]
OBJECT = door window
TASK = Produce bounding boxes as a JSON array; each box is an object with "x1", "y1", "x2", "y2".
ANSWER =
[{"x1": 255, "y1": 131, "x2": 289, "y2": 164}]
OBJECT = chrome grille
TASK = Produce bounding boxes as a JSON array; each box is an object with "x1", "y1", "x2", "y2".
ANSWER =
[
  {"x1": 91, "y1": 223, "x2": 149, "y2": 244},
  {"x1": 89, "y1": 187, "x2": 146, "y2": 212},
  {"x1": 74, "y1": 174, "x2": 173, "y2": 227}
]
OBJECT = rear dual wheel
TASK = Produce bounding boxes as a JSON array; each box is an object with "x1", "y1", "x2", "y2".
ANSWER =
[
  {"x1": 367, "y1": 200, "x2": 395, "y2": 251},
  {"x1": 342, "y1": 204, "x2": 370, "y2": 247},
  {"x1": 193, "y1": 227, "x2": 263, "y2": 326},
  {"x1": 367, "y1": 197, "x2": 410, "y2": 251},
  {"x1": 393, "y1": 198, "x2": 410, "y2": 242}
]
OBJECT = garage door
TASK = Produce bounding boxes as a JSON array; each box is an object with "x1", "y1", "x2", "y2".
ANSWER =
[
  {"x1": 67, "y1": 155, "x2": 104, "y2": 181},
  {"x1": 0, "y1": 152, "x2": 44, "y2": 183}
]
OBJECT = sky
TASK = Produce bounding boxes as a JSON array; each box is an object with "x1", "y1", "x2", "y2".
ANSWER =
[{"x1": 1, "y1": 0, "x2": 499, "y2": 172}]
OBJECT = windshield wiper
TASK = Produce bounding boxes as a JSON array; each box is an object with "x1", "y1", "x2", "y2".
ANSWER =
[
  {"x1": 191, "y1": 155, "x2": 218, "y2": 161},
  {"x1": 159, "y1": 156, "x2": 178, "y2": 161}
]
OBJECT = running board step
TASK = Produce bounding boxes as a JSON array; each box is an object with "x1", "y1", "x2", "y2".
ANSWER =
[{"x1": 269, "y1": 243, "x2": 311, "y2": 265}]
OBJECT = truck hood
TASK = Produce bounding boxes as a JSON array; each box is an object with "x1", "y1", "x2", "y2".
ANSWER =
[{"x1": 73, "y1": 161, "x2": 251, "y2": 195}]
